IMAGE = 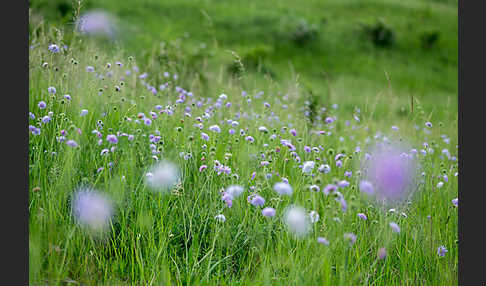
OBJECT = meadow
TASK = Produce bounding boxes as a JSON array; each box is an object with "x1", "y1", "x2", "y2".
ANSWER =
[{"x1": 29, "y1": 1, "x2": 458, "y2": 285}]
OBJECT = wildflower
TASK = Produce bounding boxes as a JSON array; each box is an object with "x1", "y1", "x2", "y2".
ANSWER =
[
  {"x1": 199, "y1": 165, "x2": 207, "y2": 172},
  {"x1": 437, "y1": 181, "x2": 444, "y2": 189},
  {"x1": 309, "y1": 185, "x2": 320, "y2": 192},
  {"x1": 274, "y1": 182, "x2": 293, "y2": 196},
  {"x1": 325, "y1": 117, "x2": 334, "y2": 124},
  {"x1": 145, "y1": 161, "x2": 180, "y2": 192},
  {"x1": 38, "y1": 101, "x2": 46, "y2": 109},
  {"x1": 425, "y1": 122, "x2": 433, "y2": 128},
  {"x1": 452, "y1": 198, "x2": 458, "y2": 207},
  {"x1": 201, "y1": 132, "x2": 209, "y2": 141},
  {"x1": 48, "y1": 86, "x2": 56, "y2": 94},
  {"x1": 76, "y1": 10, "x2": 117, "y2": 38},
  {"x1": 361, "y1": 144, "x2": 418, "y2": 202},
  {"x1": 284, "y1": 206, "x2": 311, "y2": 237},
  {"x1": 437, "y1": 245, "x2": 448, "y2": 257},
  {"x1": 344, "y1": 233, "x2": 357, "y2": 245},
  {"x1": 304, "y1": 146, "x2": 311, "y2": 153},
  {"x1": 86, "y1": 66, "x2": 95, "y2": 72},
  {"x1": 215, "y1": 214, "x2": 226, "y2": 222},
  {"x1": 245, "y1": 136, "x2": 255, "y2": 142},
  {"x1": 250, "y1": 194, "x2": 265, "y2": 207},
  {"x1": 344, "y1": 171, "x2": 352, "y2": 178},
  {"x1": 317, "y1": 237, "x2": 330, "y2": 245},
  {"x1": 302, "y1": 161, "x2": 315, "y2": 174},
  {"x1": 106, "y1": 134, "x2": 118, "y2": 144},
  {"x1": 378, "y1": 247, "x2": 387, "y2": 259},
  {"x1": 258, "y1": 126, "x2": 269, "y2": 133},
  {"x1": 72, "y1": 189, "x2": 113, "y2": 232},
  {"x1": 144, "y1": 118, "x2": 152, "y2": 126},
  {"x1": 209, "y1": 125, "x2": 221, "y2": 133},
  {"x1": 323, "y1": 184, "x2": 337, "y2": 195},
  {"x1": 318, "y1": 164, "x2": 331, "y2": 174},
  {"x1": 262, "y1": 207, "x2": 276, "y2": 217},
  {"x1": 64, "y1": 94, "x2": 71, "y2": 100},
  {"x1": 48, "y1": 44, "x2": 60, "y2": 53},
  {"x1": 337, "y1": 180, "x2": 349, "y2": 188},
  {"x1": 290, "y1": 129, "x2": 297, "y2": 136},
  {"x1": 389, "y1": 222, "x2": 400, "y2": 233},
  {"x1": 225, "y1": 185, "x2": 244, "y2": 199},
  {"x1": 309, "y1": 211, "x2": 319, "y2": 223},
  {"x1": 357, "y1": 213, "x2": 367, "y2": 220},
  {"x1": 80, "y1": 109, "x2": 89, "y2": 116},
  {"x1": 66, "y1": 140, "x2": 78, "y2": 148}
]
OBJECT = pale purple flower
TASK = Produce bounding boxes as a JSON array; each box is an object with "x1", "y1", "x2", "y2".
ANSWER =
[
  {"x1": 452, "y1": 198, "x2": 458, "y2": 207},
  {"x1": 38, "y1": 101, "x2": 46, "y2": 109},
  {"x1": 302, "y1": 161, "x2": 315, "y2": 174},
  {"x1": 325, "y1": 117, "x2": 334, "y2": 124},
  {"x1": 225, "y1": 185, "x2": 244, "y2": 199},
  {"x1": 250, "y1": 194, "x2": 265, "y2": 207},
  {"x1": 64, "y1": 94, "x2": 71, "y2": 100},
  {"x1": 100, "y1": 149, "x2": 109, "y2": 156},
  {"x1": 359, "y1": 180, "x2": 374, "y2": 195},
  {"x1": 309, "y1": 185, "x2": 320, "y2": 192},
  {"x1": 290, "y1": 129, "x2": 297, "y2": 136},
  {"x1": 337, "y1": 180, "x2": 349, "y2": 188},
  {"x1": 209, "y1": 125, "x2": 221, "y2": 133},
  {"x1": 144, "y1": 118, "x2": 152, "y2": 126},
  {"x1": 201, "y1": 132, "x2": 209, "y2": 141},
  {"x1": 344, "y1": 171, "x2": 352, "y2": 178},
  {"x1": 357, "y1": 213, "x2": 367, "y2": 220},
  {"x1": 72, "y1": 189, "x2": 113, "y2": 232},
  {"x1": 323, "y1": 184, "x2": 337, "y2": 195},
  {"x1": 389, "y1": 222, "x2": 400, "y2": 233},
  {"x1": 76, "y1": 10, "x2": 117, "y2": 38},
  {"x1": 318, "y1": 164, "x2": 331, "y2": 174},
  {"x1": 48, "y1": 86, "x2": 56, "y2": 94},
  {"x1": 437, "y1": 181, "x2": 444, "y2": 189},
  {"x1": 437, "y1": 245, "x2": 448, "y2": 257},
  {"x1": 274, "y1": 182, "x2": 293, "y2": 196},
  {"x1": 335, "y1": 160, "x2": 342, "y2": 168},
  {"x1": 262, "y1": 207, "x2": 276, "y2": 217},
  {"x1": 344, "y1": 233, "x2": 357, "y2": 245},
  {"x1": 41, "y1": 116, "x2": 51, "y2": 124},
  {"x1": 86, "y1": 66, "x2": 95, "y2": 72},
  {"x1": 317, "y1": 237, "x2": 329, "y2": 245},
  {"x1": 425, "y1": 122, "x2": 433, "y2": 128},
  {"x1": 304, "y1": 146, "x2": 311, "y2": 153},
  {"x1": 106, "y1": 134, "x2": 118, "y2": 144},
  {"x1": 361, "y1": 144, "x2": 418, "y2": 202},
  {"x1": 378, "y1": 247, "x2": 387, "y2": 259},
  {"x1": 66, "y1": 140, "x2": 78, "y2": 148},
  {"x1": 258, "y1": 126, "x2": 269, "y2": 133},
  {"x1": 145, "y1": 161, "x2": 180, "y2": 191},
  {"x1": 199, "y1": 165, "x2": 207, "y2": 172},
  {"x1": 48, "y1": 44, "x2": 60, "y2": 53},
  {"x1": 245, "y1": 136, "x2": 255, "y2": 143},
  {"x1": 80, "y1": 109, "x2": 89, "y2": 116}
]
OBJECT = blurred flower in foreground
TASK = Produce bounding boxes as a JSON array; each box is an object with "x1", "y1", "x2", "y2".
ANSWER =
[
  {"x1": 378, "y1": 247, "x2": 387, "y2": 260},
  {"x1": 274, "y1": 182, "x2": 293, "y2": 196},
  {"x1": 317, "y1": 237, "x2": 329, "y2": 245},
  {"x1": 360, "y1": 142, "x2": 419, "y2": 204},
  {"x1": 145, "y1": 161, "x2": 180, "y2": 192},
  {"x1": 72, "y1": 189, "x2": 113, "y2": 232},
  {"x1": 284, "y1": 205, "x2": 310, "y2": 237},
  {"x1": 262, "y1": 207, "x2": 276, "y2": 217},
  {"x1": 76, "y1": 10, "x2": 118, "y2": 39}
]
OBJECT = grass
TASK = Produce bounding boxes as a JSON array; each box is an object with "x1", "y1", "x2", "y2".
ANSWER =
[{"x1": 29, "y1": 1, "x2": 457, "y2": 285}]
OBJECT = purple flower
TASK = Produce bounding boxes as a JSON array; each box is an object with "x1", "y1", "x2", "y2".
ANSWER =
[
  {"x1": 38, "y1": 101, "x2": 46, "y2": 109},
  {"x1": 437, "y1": 245, "x2": 448, "y2": 257},
  {"x1": 48, "y1": 44, "x2": 60, "y2": 53},
  {"x1": 215, "y1": 214, "x2": 226, "y2": 222},
  {"x1": 344, "y1": 233, "x2": 357, "y2": 245},
  {"x1": 201, "y1": 132, "x2": 209, "y2": 141},
  {"x1": 337, "y1": 180, "x2": 349, "y2": 188},
  {"x1": 359, "y1": 180, "x2": 374, "y2": 195},
  {"x1": 100, "y1": 149, "x2": 109, "y2": 156},
  {"x1": 199, "y1": 165, "x2": 207, "y2": 172},
  {"x1": 302, "y1": 161, "x2": 315, "y2": 174},
  {"x1": 144, "y1": 118, "x2": 152, "y2": 126},
  {"x1": 452, "y1": 198, "x2": 458, "y2": 207},
  {"x1": 378, "y1": 247, "x2": 387, "y2": 260},
  {"x1": 344, "y1": 171, "x2": 352, "y2": 178},
  {"x1": 317, "y1": 237, "x2": 329, "y2": 245},
  {"x1": 325, "y1": 117, "x2": 334, "y2": 124},
  {"x1": 274, "y1": 182, "x2": 293, "y2": 196},
  {"x1": 389, "y1": 222, "x2": 400, "y2": 233},
  {"x1": 309, "y1": 185, "x2": 320, "y2": 192},
  {"x1": 357, "y1": 213, "x2": 367, "y2": 220},
  {"x1": 106, "y1": 134, "x2": 118, "y2": 144},
  {"x1": 323, "y1": 184, "x2": 337, "y2": 195},
  {"x1": 245, "y1": 136, "x2": 254, "y2": 143},
  {"x1": 72, "y1": 189, "x2": 113, "y2": 231},
  {"x1": 250, "y1": 194, "x2": 265, "y2": 207},
  {"x1": 309, "y1": 211, "x2": 319, "y2": 223},
  {"x1": 425, "y1": 122, "x2": 433, "y2": 128},
  {"x1": 318, "y1": 164, "x2": 331, "y2": 174},
  {"x1": 66, "y1": 140, "x2": 78, "y2": 148},
  {"x1": 262, "y1": 207, "x2": 276, "y2": 217},
  {"x1": 64, "y1": 94, "x2": 71, "y2": 100},
  {"x1": 209, "y1": 125, "x2": 221, "y2": 133},
  {"x1": 290, "y1": 129, "x2": 297, "y2": 136},
  {"x1": 48, "y1": 86, "x2": 56, "y2": 94},
  {"x1": 361, "y1": 144, "x2": 418, "y2": 202},
  {"x1": 304, "y1": 146, "x2": 311, "y2": 153},
  {"x1": 335, "y1": 160, "x2": 342, "y2": 168},
  {"x1": 41, "y1": 116, "x2": 51, "y2": 124},
  {"x1": 80, "y1": 109, "x2": 88, "y2": 116}
]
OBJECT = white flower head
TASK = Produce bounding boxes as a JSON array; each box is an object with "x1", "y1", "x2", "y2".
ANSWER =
[
  {"x1": 145, "y1": 161, "x2": 180, "y2": 192},
  {"x1": 284, "y1": 205, "x2": 311, "y2": 237},
  {"x1": 302, "y1": 161, "x2": 315, "y2": 174}
]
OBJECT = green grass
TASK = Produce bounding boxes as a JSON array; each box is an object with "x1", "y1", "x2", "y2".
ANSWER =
[{"x1": 29, "y1": 1, "x2": 457, "y2": 285}]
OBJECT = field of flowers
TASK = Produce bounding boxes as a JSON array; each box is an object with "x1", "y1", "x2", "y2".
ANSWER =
[{"x1": 29, "y1": 17, "x2": 458, "y2": 285}]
